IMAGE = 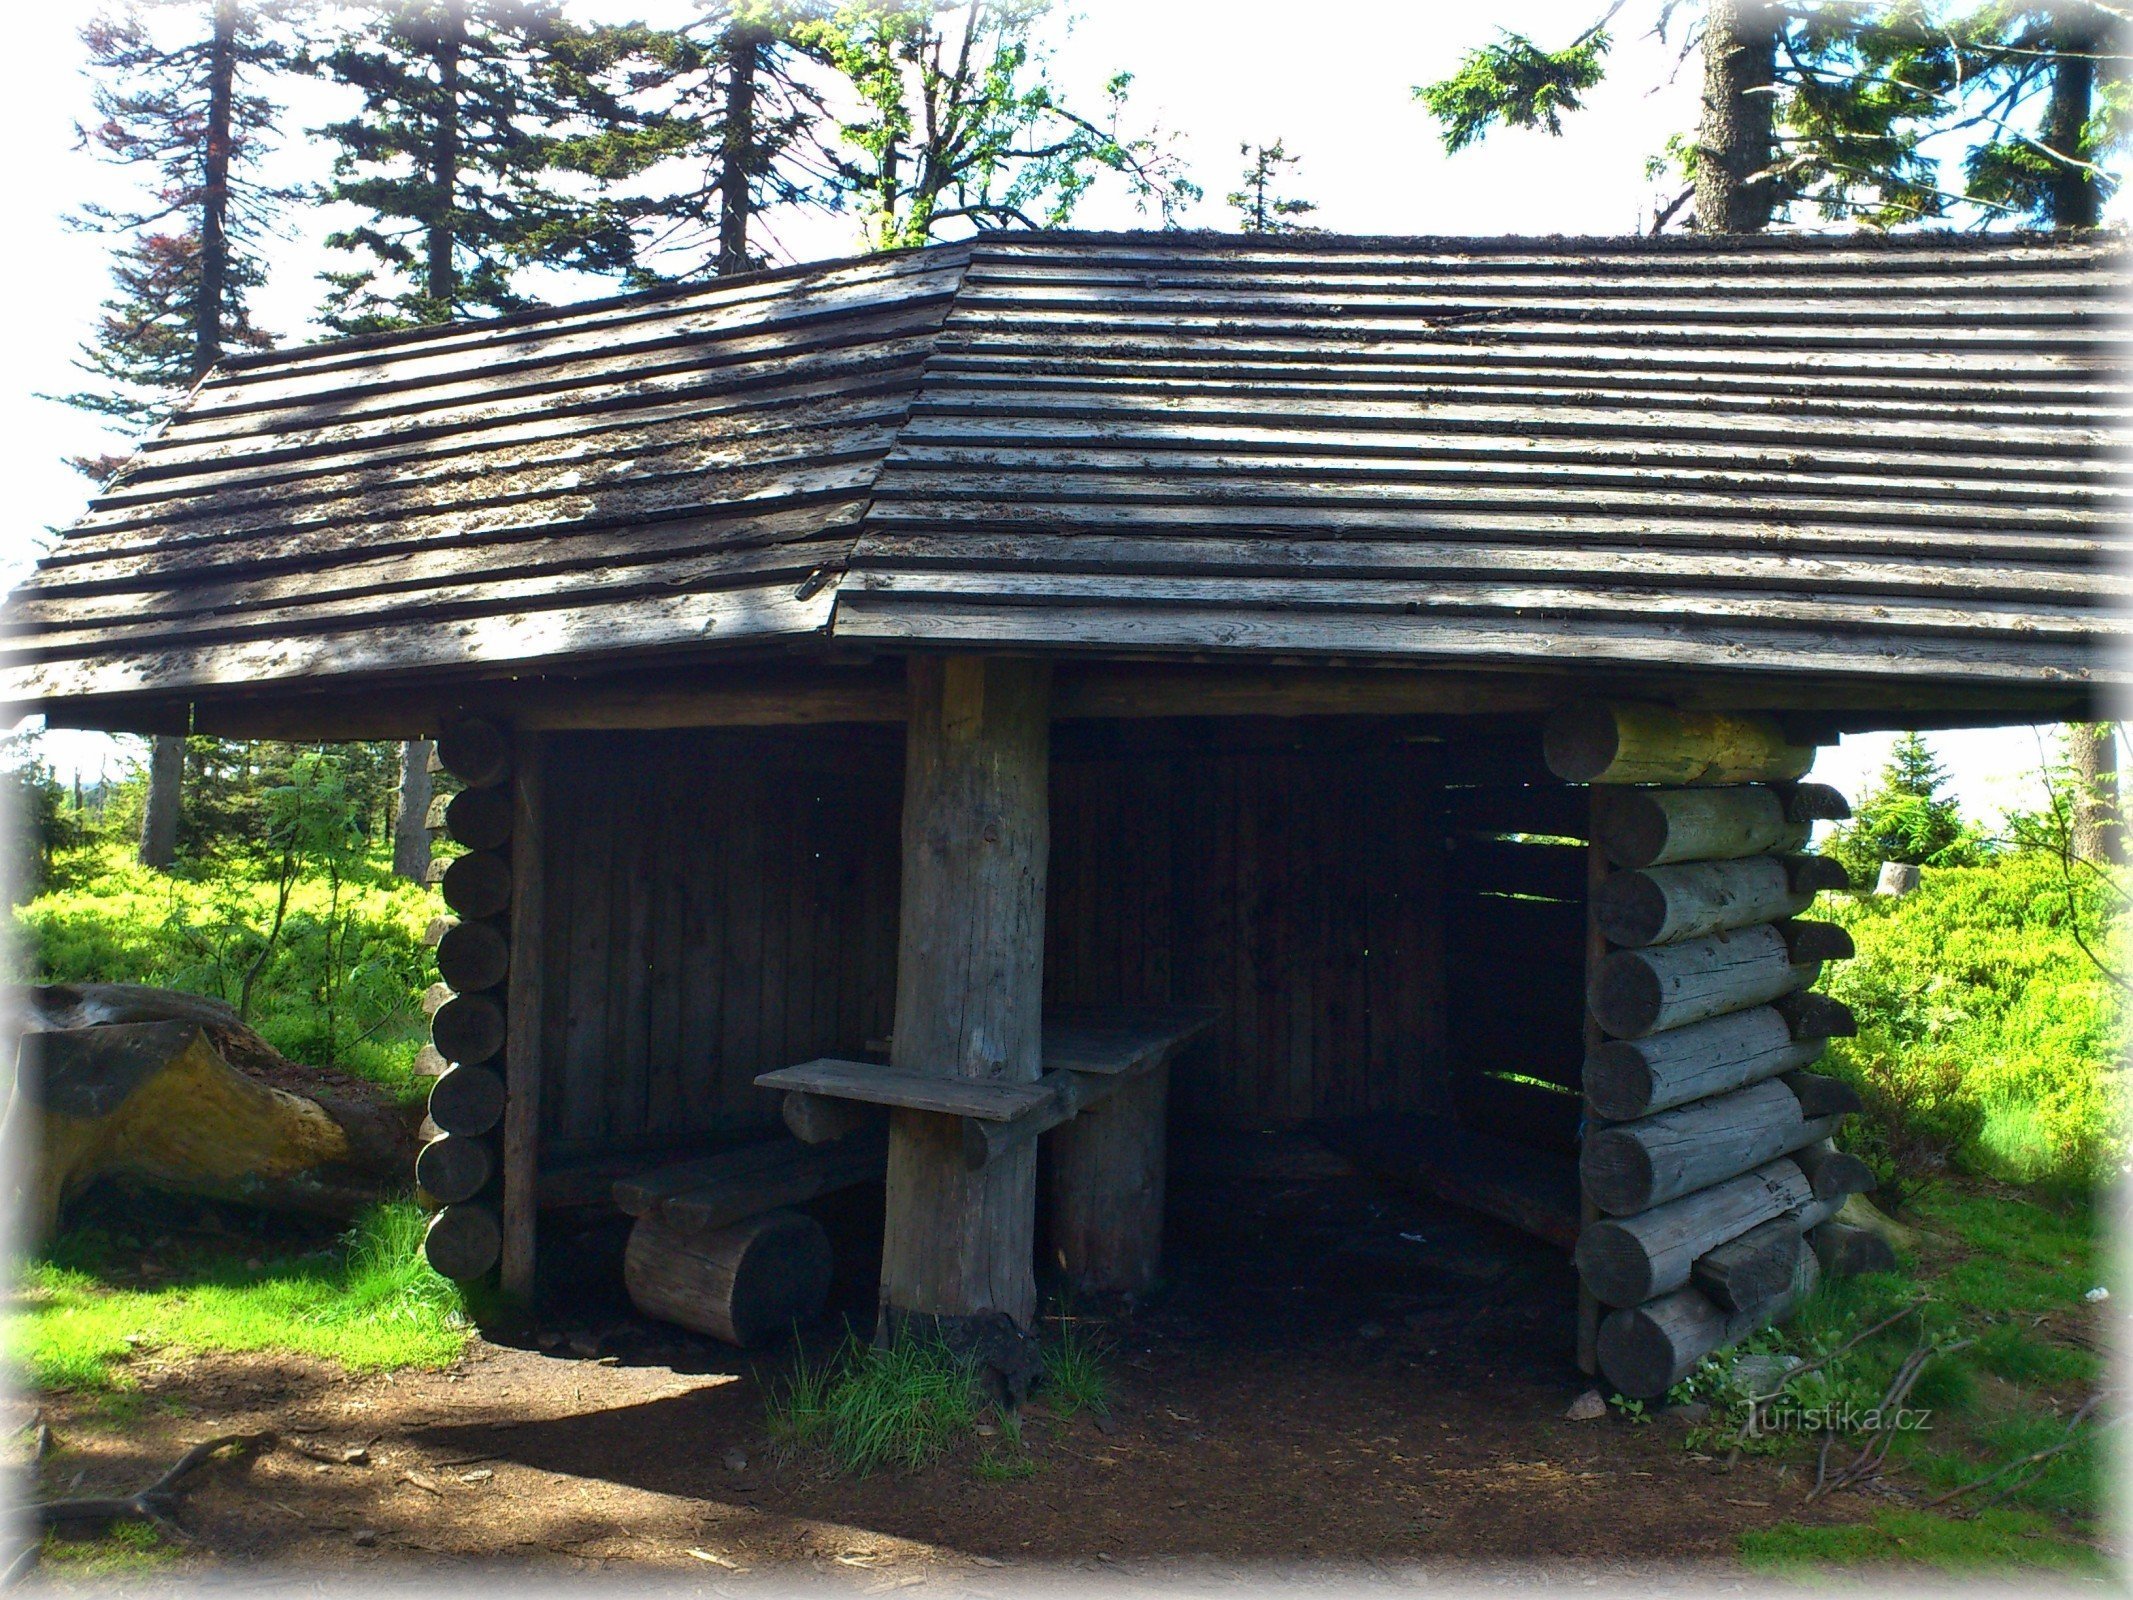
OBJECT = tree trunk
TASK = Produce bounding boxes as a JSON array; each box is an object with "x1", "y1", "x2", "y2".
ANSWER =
[
  {"x1": 426, "y1": 10, "x2": 464, "y2": 313},
  {"x1": 194, "y1": 0, "x2": 238, "y2": 378},
  {"x1": 393, "y1": 738, "x2": 434, "y2": 881},
  {"x1": 1695, "y1": 0, "x2": 1781, "y2": 232},
  {"x1": 2045, "y1": 16, "x2": 2101, "y2": 229},
  {"x1": 7, "y1": 985, "x2": 417, "y2": 1244},
  {"x1": 2069, "y1": 723, "x2": 2121, "y2": 865},
  {"x1": 878, "y1": 657, "x2": 1051, "y2": 1392},
  {"x1": 137, "y1": 735, "x2": 184, "y2": 870},
  {"x1": 716, "y1": 23, "x2": 763, "y2": 275}
]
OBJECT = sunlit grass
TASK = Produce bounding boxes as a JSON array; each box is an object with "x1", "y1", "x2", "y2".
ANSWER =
[
  {"x1": 1740, "y1": 1508, "x2": 2105, "y2": 1578},
  {"x1": 9, "y1": 1203, "x2": 467, "y2": 1393}
]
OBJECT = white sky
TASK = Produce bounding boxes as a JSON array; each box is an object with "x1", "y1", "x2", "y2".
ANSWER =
[{"x1": 0, "y1": 1, "x2": 2116, "y2": 825}]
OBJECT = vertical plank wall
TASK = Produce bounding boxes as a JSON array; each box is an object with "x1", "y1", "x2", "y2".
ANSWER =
[
  {"x1": 532, "y1": 721, "x2": 1587, "y2": 1165},
  {"x1": 536, "y1": 726, "x2": 905, "y2": 1163}
]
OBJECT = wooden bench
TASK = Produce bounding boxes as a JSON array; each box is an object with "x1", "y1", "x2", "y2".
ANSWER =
[
  {"x1": 755, "y1": 1005, "x2": 1215, "y2": 1171},
  {"x1": 753, "y1": 1005, "x2": 1214, "y2": 1298}
]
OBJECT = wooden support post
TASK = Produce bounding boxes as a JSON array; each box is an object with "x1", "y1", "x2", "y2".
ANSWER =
[
  {"x1": 1046, "y1": 1061, "x2": 1170, "y2": 1296},
  {"x1": 500, "y1": 730, "x2": 545, "y2": 1307},
  {"x1": 1578, "y1": 791, "x2": 1608, "y2": 1375},
  {"x1": 878, "y1": 657, "x2": 1051, "y2": 1387}
]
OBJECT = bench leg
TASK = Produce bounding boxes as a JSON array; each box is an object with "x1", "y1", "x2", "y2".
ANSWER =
[{"x1": 1046, "y1": 1062, "x2": 1169, "y2": 1296}]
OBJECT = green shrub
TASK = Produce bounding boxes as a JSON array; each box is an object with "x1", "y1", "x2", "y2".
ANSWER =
[
  {"x1": 12, "y1": 839, "x2": 439, "y2": 1099},
  {"x1": 1817, "y1": 849, "x2": 2122, "y2": 1193}
]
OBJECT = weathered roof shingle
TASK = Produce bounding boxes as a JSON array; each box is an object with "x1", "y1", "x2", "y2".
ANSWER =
[{"x1": 7, "y1": 230, "x2": 2124, "y2": 708}]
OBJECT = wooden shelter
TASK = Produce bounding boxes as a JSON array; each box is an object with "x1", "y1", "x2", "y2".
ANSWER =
[{"x1": 6, "y1": 230, "x2": 2122, "y2": 1397}]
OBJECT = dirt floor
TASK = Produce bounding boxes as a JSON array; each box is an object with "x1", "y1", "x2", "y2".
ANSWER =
[{"x1": 15, "y1": 1129, "x2": 2077, "y2": 1586}]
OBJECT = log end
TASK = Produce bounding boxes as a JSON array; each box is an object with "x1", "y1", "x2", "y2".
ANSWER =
[
  {"x1": 1592, "y1": 871, "x2": 1669, "y2": 949},
  {"x1": 1589, "y1": 950, "x2": 1663, "y2": 1041},
  {"x1": 1579, "y1": 1128, "x2": 1658, "y2": 1219},
  {"x1": 436, "y1": 718, "x2": 512, "y2": 789},
  {"x1": 1542, "y1": 700, "x2": 1622, "y2": 784},
  {"x1": 425, "y1": 1203, "x2": 501, "y2": 1281},
  {"x1": 1583, "y1": 1041, "x2": 1658, "y2": 1123}
]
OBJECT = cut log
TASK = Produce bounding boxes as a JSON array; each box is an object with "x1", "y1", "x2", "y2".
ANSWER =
[
  {"x1": 1782, "y1": 854, "x2": 1852, "y2": 895},
  {"x1": 1771, "y1": 781, "x2": 1854, "y2": 824},
  {"x1": 1875, "y1": 861, "x2": 1923, "y2": 897},
  {"x1": 444, "y1": 785, "x2": 513, "y2": 851},
  {"x1": 426, "y1": 1063, "x2": 506, "y2": 1138},
  {"x1": 1045, "y1": 1062, "x2": 1169, "y2": 1296},
  {"x1": 1810, "y1": 1220, "x2": 1900, "y2": 1277},
  {"x1": 414, "y1": 1131, "x2": 493, "y2": 1204},
  {"x1": 1544, "y1": 702, "x2": 1816, "y2": 787},
  {"x1": 1593, "y1": 857, "x2": 1814, "y2": 947},
  {"x1": 1584, "y1": 1006, "x2": 1824, "y2": 1121},
  {"x1": 440, "y1": 851, "x2": 512, "y2": 920},
  {"x1": 7, "y1": 1005, "x2": 417, "y2": 1242},
  {"x1": 1592, "y1": 787, "x2": 1813, "y2": 871},
  {"x1": 1837, "y1": 1194, "x2": 1921, "y2": 1250},
  {"x1": 424, "y1": 1202, "x2": 501, "y2": 1281},
  {"x1": 1773, "y1": 991, "x2": 1858, "y2": 1039},
  {"x1": 1575, "y1": 1157, "x2": 1815, "y2": 1307},
  {"x1": 435, "y1": 718, "x2": 511, "y2": 788},
  {"x1": 1589, "y1": 925, "x2": 1818, "y2": 1040},
  {"x1": 782, "y1": 1091, "x2": 880, "y2": 1145},
  {"x1": 624, "y1": 1208, "x2": 834, "y2": 1347},
  {"x1": 1692, "y1": 1215, "x2": 1803, "y2": 1313},
  {"x1": 434, "y1": 919, "x2": 509, "y2": 994},
  {"x1": 1599, "y1": 1241, "x2": 1820, "y2": 1399},
  {"x1": 1791, "y1": 1138, "x2": 1876, "y2": 1202},
  {"x1": 1581, "y1": 1079, "x2": 1836, "y2": 1215},
  {"x1": 1779, "y1": 1071, "x2": 1863, "y2": 1117},
  {"x1": 1778, "y1": 920, "x2": 1855, "y2": 964},
  {"x1": 431, "y1": 992, "x2": 505, "y2": 1066}
]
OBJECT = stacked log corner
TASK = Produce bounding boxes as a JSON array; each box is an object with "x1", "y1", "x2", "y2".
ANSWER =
[
  {"x1": 1549, "y1": 701, "x2": 1876, "y2": 1401},
  {"x1": 419, "y1": 716, "x2": 514, "y2": 1286}
]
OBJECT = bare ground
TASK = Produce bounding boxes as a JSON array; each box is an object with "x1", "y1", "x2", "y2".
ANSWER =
[{"x1": 17, "y1": 1128, "x2": 2107, "y2": 1587}]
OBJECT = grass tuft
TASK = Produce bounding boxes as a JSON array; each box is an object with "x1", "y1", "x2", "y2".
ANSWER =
[
  {"x1": 767, "y1": 1330, "x2": 982, "y2": 1475},
  {"x1": 1039, "y1": 1314, "x2": 1111, "y2": 1418}
]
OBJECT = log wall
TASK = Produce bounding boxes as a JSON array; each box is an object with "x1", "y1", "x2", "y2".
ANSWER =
[{"x1": 1556, "y1": 702, "x2": 1873, "y2": 1399}]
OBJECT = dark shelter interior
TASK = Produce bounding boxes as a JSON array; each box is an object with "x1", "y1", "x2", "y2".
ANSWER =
[{"x1": 526, "y1": 712, "x2": 1586, "y2": 1366}]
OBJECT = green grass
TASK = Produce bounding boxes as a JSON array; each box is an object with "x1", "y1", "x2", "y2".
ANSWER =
[
  {"x1": 13, "y1": 839, "x2": 441, "y2": 1102},
  {"x1": 1740, "y1": 1508, "x2": 2106, "y2": 1578},
  {"x1": 1039, "y1": 1314, "x2": 1112, "y2": 1418},
  {"x1": 1667, "y1": 1180, "x2": 2107, "y2": 1575},
  {"x1": 37, "y1": 1520, "x2": 180, "y2": 1580},
  {"x1": 767, "y1": 1330, "x2": 984, "y2": 1475},
  {"x1": 9, "y1": 1203, "x2": 468, "y2": 1394}
]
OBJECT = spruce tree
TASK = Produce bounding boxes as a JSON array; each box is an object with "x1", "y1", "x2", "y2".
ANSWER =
[
  {"x1": 1415, "y1": 3, "x2": 2047, "y2": 232},
  {"x1": 1227, "y1": 140, "x2": 1319, "y2": 233},
  {"x1": 58, "y1": 2, "x2": 303, "y2": 872},
  {"x1": 57, "y1": 2, "x2": 299, "y2": 445},
  {"x1": 309, "y1": 0, "x2": 672, "y2": 331},
  {"x1": 798, "y1": 0, "x2": 1198, "y2": 250},
  {"x1": 620, "y1": 3, "x2": 837, "y2": 279}
]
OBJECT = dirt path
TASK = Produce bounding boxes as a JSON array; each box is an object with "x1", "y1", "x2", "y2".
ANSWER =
[{"x1": 24, "y1": 1129, "x2": 1907, "y2": 1585}]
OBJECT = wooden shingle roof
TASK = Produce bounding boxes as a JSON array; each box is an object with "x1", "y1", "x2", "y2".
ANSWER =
[{"x1": 7, "y1": 230, "x2": 2125, "y2": 711}]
